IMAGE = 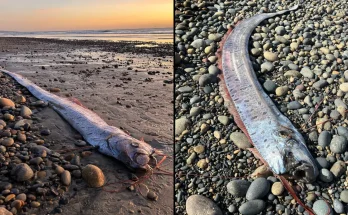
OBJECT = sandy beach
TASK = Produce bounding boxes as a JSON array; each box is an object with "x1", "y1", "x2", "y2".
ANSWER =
[{"x1": 0, "y1": 37, "x2": 173, "y2": 215}]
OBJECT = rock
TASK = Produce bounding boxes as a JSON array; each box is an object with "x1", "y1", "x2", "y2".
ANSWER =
[
  {"x1": 147, "y1": 191, "x2": 158, "y2": 201},
  {"x1": 275, "y1": 26, "x2": 285, "y2": 35},
  {"x1": 313, "y1": 80, "x2": 328, "y2": 90},
  {"x1": 287, "y1": 101, "x2": 302, "y2": 110},
  {"x1": 197, "y1": 159, "x2": 208, "y2": 169},
  {"x1": 330, "y1": 136, "x2": 347, "y2": 154},
  {"x1": 55, "y1": 165, "x2": 65, "y2": 175},
  {"x1": 11, "y1": 163, "x2": 34, "y2": 181},
  {"x1": 20, "y1": 106, "x2": 32, "y2": 117},
  {"x1": 260, "y1": 62, "x2": 274, "y2": 73},
  {"x1": 31, "y1": 146, "x2": 50, "y2": 157},
  {"x1": 82, "y1": 164, "x2": 105, "y2": 187},
  {"x1": 263, "y1": 80, "x2": 277, "y2": 92},
  {"x1": 29, "y1": 157, "x2": 43, "y2": 165},
  {"x1": 264, "y1": 52, "x2": 278, "y2": 61},
  {"x1": 316, "y1": 157, "x2": 329, "y2": 169},
  {"x1": 333, "y1": 199, "x2": 344, "y2": 214},
  {"x1": 61, "y1": 170, "x2": 71, "y2": 186},
  {"x1": 199, "y1": 74, "x2": 217, "y2": 87},
  {"x1": 193, "y1": 145, "x2": 205, "y2": 154},
  {"x1": 226, "y1": 180, "x2": 251, "y2": 197},
  {"x1": 40, "y1": 129, "x2": 51, "y2": 136},
  {"x1": 339, "y1": 83, "x2": 348, "y2": 92},
  {"x1": 238, "y1": 200, "x2": 266, "y2": 215},
  {"x1": 191, "y1": 39, "x2": 206, "y2": 49},
  {"x1": 208, "y1": 65, "x2": 220, "y2": 75},
  {"x1": 340, "y1": 190, "x2": 348, "y2": 203},
  {"x1": 275, "y1": 86, "x2": 289, "y2": 96},
  {"x1": 300, "y1": 67, "x2": 314, "y2": 79},
  {"x1": 246, "y1": 177, "x2": 270, "y2": 200},
  {"x1": 1, "y1": 138, "x2": 14, "y2": 147},
  {"x1": 284, "y1": 70, "x2": 302, "y2": 78},
  {"x1": 0, "y1": 207, "x2": 13, "y2": 215},
  {"x1": 318, "y1": 131, "x2": 332, "y2": 147},
  {"x1": 313, "y1": 200, "x2": 333, "y2": 215},
  {"x1": 190, "y1": 107, "x2": 201, "y2": 116},
  {"x1": 31, "y1": 201, "x2": 40, "y2": 208},
  {"x1": 217, "y1": 116, "x2": 229, "y2": 125},
  {"x1": 290, "y1": 42, "x2": 299, "y2": 51},
  {"x1": 75, "y1": 140, "x2": 87, "y2": 147},
  {"x1": 319, "y1": 168, "x2": 333, "y2": 182},
  {"x1": 330, "y1": 161, "x2": 346, "y2": 178},
  {"x1": 230, "y1": 132, "x2": 252, "y2": 149},
  {"x1": 0, "y1": 98, "x2": 15, "y2": 107},
  {"x1": 271, "y1": 182, "x2": 284, "y2": 196},
  {"x1": 175, "y1": 117, "x2": 191, "y2": 136},
  {"x1": 186, "y1": 195, "x2": 222, "y2": 215}
]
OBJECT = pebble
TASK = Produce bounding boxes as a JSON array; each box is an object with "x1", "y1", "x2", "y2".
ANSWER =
[
  {"x1": 300, "y1": 67, "x2": 314, "y2": 79},
  {"x1": 318, "y1": 131, "x2": 331, "y2": 147},
  {"x1": 339, "y1": 83, "x2": 348, "y2": 92},
  {"x1": 263, "y1": 80, "x2": 277, "y2": 92},
  {"x1": 333, "y1": 199, "x2": 344, "y2": 214},
  {"x1": 186, "y1": 195, "x2": 222, "y2": 215},
  {"x1": 316, "y1": 157, "x2": 329, "y2": 169},
  {"x1": 0, "y1": 98, "x2": 15, "y2": 107},
  {"x1": 199, "y1": 74, "x2": 217, "y2": 87},
  {"x1": 330, "y1": 161, "x2": 346, "y2": 178},
  {"x1": 226, "y1": 180, "x2": 251, "y2": 197},
  {"x1": 264, "y1": 52, "x2": 278, "y2": 61},
  {"x1": 217, "y1": 116, "x2": 229, "y2": 125},
  {"x1": 0, "y1": 208, "x2": 13, "y2": 215},
  {"x1": 82, "y1": 164, "x2": 105, "y2": 187},
  {"x1": 175, "y1": 117, "x2": 191, "y2": 135},
  {"x1": 238, "y1": 200, "x2": 266, "y2": 215},
  {"x1": 260, "y1": 62, "x2": 274, "y2": 73},
  {"x1": 319, "y1": 168, "x2": 333, "y2": 183},
  {"x1": 1, "y1": 138, "x2": 14, "y2": 147},
  {"x1": 340, "y1": 190, "x2": 348, "y2": 203},
  {"x1": 147, "y1": 191, "x2": 158, "y2": 201},
  {"x1": 313, "y1": 200, "x2": 333, "y2": 215},
  {"x1": 330, "y1": 136, "x2": 347, "y2": 154},
  {"x1": 20, "y1": 106, "x2": 32, "y2": 117},
  {"x1": 287, "y1": 101, "x2": 302, "y2": 110},
  {"x1": 31, "y1": 201, "x2": 41, "y2": 208},
  {"x1": 61, "y1": 170, "x2": 71, "y2": 186},
  {"x1": 11, "y1": 163, "x2": 34, "y2": 181},
  {"x1": 275, "y1": 86, "x2": 288, "y2": 96},
  {"x1": 246, "y1": 177, "x2": 270, "y2": 200},
  {"x1": 271, "y1": 182, "x2": 284, "y2": 196},
  {"x1": 230, "y1": 132, "x2": 252, "y2": 149}
]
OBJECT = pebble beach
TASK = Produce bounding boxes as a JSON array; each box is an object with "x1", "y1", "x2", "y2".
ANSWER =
[
  {"x1": 175, "y1": 0, "x2": 348, "y2": 214},
  {"x1": 0, "y1": 37, "x2": 173, "y2": 215}
]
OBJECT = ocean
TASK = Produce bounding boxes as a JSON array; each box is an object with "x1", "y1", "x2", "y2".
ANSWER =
[{"x1": 0, "y1": 28, "x2": 173, "y2": 43}]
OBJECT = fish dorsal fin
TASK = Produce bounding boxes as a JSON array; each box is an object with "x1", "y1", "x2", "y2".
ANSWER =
[{"x1": 68, "y1": 97, "x2": 88, "y2": 109}]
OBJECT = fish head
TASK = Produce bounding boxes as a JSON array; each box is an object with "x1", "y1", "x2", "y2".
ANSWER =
[
  {"x1": 109, "y1": 136, "x2": 155, "y2": 170},
  {"x1": 273, "y1": 127, "x2": 318, "y2": 183}
]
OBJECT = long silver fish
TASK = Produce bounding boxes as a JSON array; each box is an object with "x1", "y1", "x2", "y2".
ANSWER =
[
  {"x1": 0, "y1": 69, "x2": 155, "y2": 170},
  {"x1": 219, "y1": 5, "x2": 318, "y2": 183}
]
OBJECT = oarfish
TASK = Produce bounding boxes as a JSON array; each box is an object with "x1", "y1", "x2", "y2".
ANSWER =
[
  {"x1": 0, "y1": 69, "x2": 156, "y2": 170},
  {"x1": 218, "y1": 5, "x2": 318, "y2": 183}
]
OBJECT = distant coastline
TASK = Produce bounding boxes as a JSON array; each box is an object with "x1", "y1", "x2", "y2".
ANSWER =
[{"x1": 0, "y1": 28, "x2": 173, "y2": 43}]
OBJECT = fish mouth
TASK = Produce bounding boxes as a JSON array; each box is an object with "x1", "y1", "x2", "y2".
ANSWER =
[
  {"x1": 289, "y1": 162, "x2": 316, "y2": 183},
  {"x1": 132, "y1": 151, "x2": 150, "y2": 168}
]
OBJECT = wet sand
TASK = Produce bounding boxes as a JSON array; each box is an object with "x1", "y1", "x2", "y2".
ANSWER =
[{"x1": 0, "y1": 37, "x2": 173, "y2": 215}]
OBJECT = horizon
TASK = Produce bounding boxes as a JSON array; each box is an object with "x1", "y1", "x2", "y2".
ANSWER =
[
  {"x1": 0, "y1": 27, "x2": 173, "y2": 33},
  {"x1": 0, "y1": 0, "x2": 172, "y2": 31}
]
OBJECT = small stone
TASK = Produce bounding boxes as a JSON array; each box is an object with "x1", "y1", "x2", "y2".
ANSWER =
[
  {"x1": 330, "y1": 136, "x2": 347, "y2": 154},
  {"x1": 260, "y1": 62, "x2": 274, "y2": 73},
  {"x1": 82, "y1": 164, "x2": 105, "y2": 187},
  {"x1": 1, "y1": 138, "x2": 14, "y2": 147},
  {"x1": 271, "y1": 182, "x2": 284, "y2": 196},
  {"x1": 199, "y1": 74, "x2": 217, "y2": 87},
  {"x1": 319, "y1": 168, "x2": 333, "y2": 182},
  {"x1": 40, "y1": 128, "x2": 51, "y2": 136},
  {"x1": 217, "y1": 116, "x2": 229, "y2": 125},
  {"x1": 0, "y1": 98, "x2": 15, "y2": 107},
  {"x1": 0, "y1": 207, "x2": 13, "y2": 215},
  {"x1": 75, "y1": 140, "x2": 87, "y2": 147},
  {"x1": 197, "y1": 159, "x2": 208, "y2": 169},
  {"x1": 333, "y1": 199, "x2": 344, "y2": 214},
  {"x1": 226, "y1": 180, "x2": 251, "y2": 197},
  {"x1": 318, "y1": 131, "x2": 331, "y2": 147},
  {"x1": 263, "y1": 80, "x2": 277, "y2": 92},
  {"x1": 11, "y1": 163, "x2": 34, "y2": 181},
  {"x1": 287, "y1": 101, "x2": 302, "y2": 110},
  {"x1": 339, "y1": 83, "x2": 348, "y2": 92},
  {"x1": 5, "y1": 194, "x2": 15, "y2": 202},
  {"x1": 29, "y1": 157, "x2": 43, "y2": 165},
  {"x1": 61, "y1": 170, "x2": 71, "y2": 186},
  {"x1": 193, "y1": 145, "x2": 205, "y2": 154},
  {"x1": 246, "y1": 178, "x2": 270, "y2": 200},
  {"x1": 175, "y1": 117, "x2": 191, "y2": 136},
  {"x1": 186, "y1": 195, "x2": 222, "y2": 215},
  {"x1": 147, "y1": 191, "x2": 158, "y2": 201},
  {"x1": 313, "y1": 200, "x2": 333, "y2": 215},
  {"x1": 330, "y1": 161, "x2": 346, "y2": 178},
  {"x1": 20, "y1": 106, "x2": 32, "y2": 117},
  {"x1": 264, "y1": 52, "x2": 279, "y2": 61},
  {"x1": 239, "y1": 200, "x2": 266, "y2": 215},
  {"x1": 275, "y1": 86, "x2": 289, "y2": 96},
  {"x1": 230, "y1": 132, "x2": 252, "y2": 149},
  {"x1": 340, "y1": 190, "x2": 348, "y2": 203},
  {"x1": 31, "y1": 201, "x2": 40, "y2": 208},
  {"x1": 300, "y1": 67, "x2": 314, "y2": 79}
]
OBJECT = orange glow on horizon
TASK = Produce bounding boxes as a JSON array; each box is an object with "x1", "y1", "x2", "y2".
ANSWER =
[{"x1": 0, "y1": 1, "x2": 172, "y2": 31}]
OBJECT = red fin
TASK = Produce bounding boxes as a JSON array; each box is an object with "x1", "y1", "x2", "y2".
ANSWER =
[{"x1": 69, "y1": 97, "x2": 87, "y2": 108}]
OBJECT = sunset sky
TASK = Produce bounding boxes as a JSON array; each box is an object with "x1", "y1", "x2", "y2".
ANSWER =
[{"x1": 0, "y1": 0, "x2": 172, "y2": 31}]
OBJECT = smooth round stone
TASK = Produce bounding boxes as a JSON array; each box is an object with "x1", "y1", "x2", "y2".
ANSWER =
[
  {"x1": 190, "y1": 107, "x2": 201, "y2": 116},
  {"x1": 175, "y1": 118, "x2": 191, "y2": 135},
  {"x1": 230, "y1": 132, "x2": 252, "y2": 149},
  {"x1": 0, "y1": 207, "x2": 12, "y2": 215},
  {"x1": 271, "y1": 182, "x2": 284, "y2": 196},
  {"x1": 275, "y1": 86, "x2": 289, "y2": 96},
  {"x1": 330, "y1": 159, "x2": 345, "y2": 176},
  {"x1": 208, "y1": 65, "x2": 220, "y2": 75},
  {"x1": 186, "y1": 195, "x2": 222, "y2": 215},
  {"x1": 333, "y1": 199, "x2": 344, "y2": 214},
  {"x1": 260, "y1": 62, "x2": 274, "y2": 73},
  {"x1": 1, "y1": 138, "x2": 14, "y2": 147},
  {"x1": 0, "y1": 98, "x2": 15, "y2": 107},
  {"x1": 61, "y1": 170, "x2": 71, "y2": 186},
  {"x1": 330, "y1": 136, "x2": 347, "y2": 154},
  {"x1": 217, "y1": 116, "x2": 229, "y2": 125},
  {"x1": 226, "y1": 180, "x2": 251, "y2": 197},
  {"x1": 238, "y1": 200, "x2": 266, "y2": 215},
  {"x1": 313, "y1": 200, "x2": 333, "y2": 215},
  {"x1": 264, "y1": 52, "x2": 279, "y2": 61},
  {"x1": 300, "y1": 67, "x2": 314, "y2": 79},
  {"x1": 20, "y1": 106, "x2": 32, "y2": 117},
  {"x1": 11, "y1": 163, "x2": 34, "y2": 182},
  {"x1": 263, "y1": 80, "x2": 277, "y2": 92},
  {"x1": 246, "y1": 178, "x2": 270, "y2": 200},
  {"x1": 339, "y1": 83, "x2": 348, "y2": 92},
  {"x1": 191, "y1": 39, "x2": 206, "y2": 49},
  {"x1": 82, "y1": 164, "x2": 105, "y2": 188},
  {"x1": 287, "y1": 101, "x2": 302, "y2": 110},
  {"x1": 315, "y1": 157, "x2": 329, "y2": 169},
  {"x1": 199, "y1": 74, "x2": 217, "y2": 87},
  {"x1": 318, "y1": 168, "x2": 333, "y2": 182},
  {"x1": 340, "y1": 190, "x2": 348, "y2": 203},
  {"x1": 318, "y1": 131, "x2": 331, "y2": 147},
  {"x1": 275, "y1": 26, "x2": 286, "y2": 35}
]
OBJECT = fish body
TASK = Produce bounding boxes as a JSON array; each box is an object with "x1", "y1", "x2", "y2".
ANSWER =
[
  {"x1": 1, "y1": 69, "x2": 155, "y2": 170},
  {"x1": 220, "y1": 5, "x2": 318, "y2": 182}
]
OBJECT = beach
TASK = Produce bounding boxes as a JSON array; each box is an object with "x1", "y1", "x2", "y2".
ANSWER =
[{"x1": 0, "y1": 37, "x2": 173, "y2": 215}]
